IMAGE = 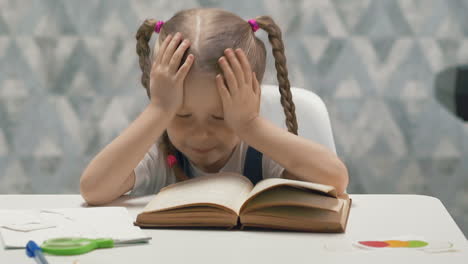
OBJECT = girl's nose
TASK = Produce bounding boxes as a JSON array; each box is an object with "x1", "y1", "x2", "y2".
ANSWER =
[
  {"x1": 191, "y1": 123, "x2": 212, "y2": 139},
  {"x1": 194, "y1": 128, "x2": 210, "y2": 139}
]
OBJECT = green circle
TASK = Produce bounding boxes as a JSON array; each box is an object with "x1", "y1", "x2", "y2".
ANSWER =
[{"x1": 407, "y1": 240, "x2": 428, "y2": 248}]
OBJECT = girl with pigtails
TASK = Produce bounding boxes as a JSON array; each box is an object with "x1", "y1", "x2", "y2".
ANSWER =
[{"x1": 80, "y1": 8, "x2": 348, "y2": 206}]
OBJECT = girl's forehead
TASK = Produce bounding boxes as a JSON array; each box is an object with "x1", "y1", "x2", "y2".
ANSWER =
[{"x1": 182, "y1": 72, "x2": 223, "y2": 112}]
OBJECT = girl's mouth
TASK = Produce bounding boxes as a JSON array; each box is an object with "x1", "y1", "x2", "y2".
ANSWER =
[{"x1": 192, "y1": 147, "x2": 215, "y2": 153}]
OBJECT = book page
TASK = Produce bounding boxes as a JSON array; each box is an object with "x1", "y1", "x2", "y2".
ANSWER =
[
  {"x1": 142, "y1": 172, "x2": 254, "y2": 215},
  {"x1": 240, "y1": 199, "x2": 351, "y2": 232},
  {"x1": 245, "y1": 205, "x2": 339, "y2": 220},
  {"x1": 239, "y1": 178, "x2": 337, "y2": 213},
  {"x1": 248, "y1": 178, "x2": 336, "y2": 200},
  {"x1": 241, "y1": 185, "x2": 344, "y2": 214}
]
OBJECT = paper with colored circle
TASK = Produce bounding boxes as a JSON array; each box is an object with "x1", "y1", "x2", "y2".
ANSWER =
[
  {"x1": 324, "y1": 235, "x2": 459, "y2": 253},
  {"x1": 354, "y1": 239, "x2": 453, "y2": 252}
]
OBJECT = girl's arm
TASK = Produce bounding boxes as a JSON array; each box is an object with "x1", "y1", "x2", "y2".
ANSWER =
[
  {"x1": 238, "y1": 116, "x2": 349, "y2": 195},
  {"x1": 215, "y1": 48, "x2": 348, "y2": 194},
  {"x1": 81, "y1": 30, "x2": 194, "y2": 205},
  {"x1": 80, "y1": 104, "x2": 172, "y2": 205}
]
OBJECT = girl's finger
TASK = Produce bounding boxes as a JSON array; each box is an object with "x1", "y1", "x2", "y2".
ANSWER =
[
  {"x1": 253, "y1": 72, "x2": 260, "y2": 96},
  {"x1": 175, "y1": 54, "x2": 195, "y2": 80},
  {"x1": 169, "y1": 39, "x2": 191, "y2": 73},
  {"x1": 216, "y1": 74, "x2": 231, "y2": 106},
  {"x1": 225, "y1": 49, "x2": 245, "y2": 85},
  {"x1": 155, "y1": 34, "x2": 173, "y2": 65},
  {"x1": 218, "y1": 56, "x2": 238, "y2": 95},
  {"x1": 235, "y1": 48, "x2": 252, "y2": 85},
  {"x1": 161, "y1": 33, "x2": 183, "y2": 65}
]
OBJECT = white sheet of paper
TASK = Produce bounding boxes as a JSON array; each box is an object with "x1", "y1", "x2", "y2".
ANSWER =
[{"x1": 0, "y1": 207, "x2": 151, "y2": 249}]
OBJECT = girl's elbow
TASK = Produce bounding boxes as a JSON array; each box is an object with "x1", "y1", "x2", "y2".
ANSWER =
[
  {"x1": 80, "y1": 174, "x2": 106, "y2": 206},
  {"x1": 335, "y1": 160, "x2": 349, "y2": 195},
  {"x1": 80, "y1": 188, "x2": 108, "y2": 206},
  {"x1": 80, "y1": 179, "x2": 99, "y2": 205}
]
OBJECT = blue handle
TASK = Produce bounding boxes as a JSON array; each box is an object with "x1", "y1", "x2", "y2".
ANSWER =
[
  {"x1": 26, "y1": 240, "x2": 41, "y2": 257},
  {"x1": 26, "y1": 240, "x2": 49, "y2": 264}
]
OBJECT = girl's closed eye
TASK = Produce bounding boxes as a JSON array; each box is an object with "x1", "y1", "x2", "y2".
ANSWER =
[{"x1": 176, "y1": 113, "x2": 224, "y2": 120}]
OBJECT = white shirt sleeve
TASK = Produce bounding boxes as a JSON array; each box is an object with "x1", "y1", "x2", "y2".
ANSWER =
[
  {"x1": 261, "y1": 154, "x2": 285, "y2": 179},
  {"x1": 129, "y1": 143, "x2": 171, "y2": 196}
]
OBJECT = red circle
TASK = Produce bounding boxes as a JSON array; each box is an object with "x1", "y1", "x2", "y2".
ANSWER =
[{"x1": 359, "y1": 241, "x2": 389, "y2": 248}]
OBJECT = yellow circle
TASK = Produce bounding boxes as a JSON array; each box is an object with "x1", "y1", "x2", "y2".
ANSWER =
[{"x1": 384, "y1": 240, "x2": 410, "y2": 248}]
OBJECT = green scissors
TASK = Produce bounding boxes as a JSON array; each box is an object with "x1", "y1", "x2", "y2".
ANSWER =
[{"x1": 40, "y1": 237, "x2": 150, "y2": 255}]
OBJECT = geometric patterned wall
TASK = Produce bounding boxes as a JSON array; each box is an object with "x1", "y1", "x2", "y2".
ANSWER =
[{"x1": 1, "y1": 0, "x2": 467, "y2": 236}]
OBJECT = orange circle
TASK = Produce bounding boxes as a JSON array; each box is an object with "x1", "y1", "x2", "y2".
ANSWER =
[{"x1": 384, "y1": 240, "x2": 410, "y2": 248}]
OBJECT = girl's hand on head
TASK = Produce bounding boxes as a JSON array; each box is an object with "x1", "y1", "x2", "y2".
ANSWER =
[
  {"x1": 216, "y1": 48, "x2": 261, "y2": 133},
  {"x1": 149, "y1": 32, "x2": 194, "y2": 116}
]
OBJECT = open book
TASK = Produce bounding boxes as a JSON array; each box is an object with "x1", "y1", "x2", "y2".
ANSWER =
[{"x1": 135, "y1": 172, "x2": 352, "y2": 232}]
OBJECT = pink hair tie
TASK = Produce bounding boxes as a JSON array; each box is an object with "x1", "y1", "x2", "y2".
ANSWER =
[
  {"x1": 166, "y1": 154, "x2": 177, "y2": 168},
  {"x1": 154, "y1": 20, "x2": 164, "y2": 33},
  {"x1": 167, "y1": 154, "x2": 177, "y2": 168},
  {"x1": 248, "y1": 19, "x2": 260, "y2": 32}
]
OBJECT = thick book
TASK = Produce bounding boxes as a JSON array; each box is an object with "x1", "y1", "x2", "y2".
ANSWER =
[{"x1": 135, "y1": 172, "x2": 352, "y2": 232}]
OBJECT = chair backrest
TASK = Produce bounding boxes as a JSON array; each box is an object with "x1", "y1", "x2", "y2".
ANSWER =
[{"x1": 260, "y1": 84, "x2": 337, "y2": 154}]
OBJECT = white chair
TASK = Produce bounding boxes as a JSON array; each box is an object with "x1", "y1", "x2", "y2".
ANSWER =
[{"x1": 260, "y1": 84, "x2": 337, "y2": 154}]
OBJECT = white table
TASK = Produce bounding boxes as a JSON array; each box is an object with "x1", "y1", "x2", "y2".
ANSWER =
[{"x1": 1, "y1": 194, "x2": 467, "y2": 264}]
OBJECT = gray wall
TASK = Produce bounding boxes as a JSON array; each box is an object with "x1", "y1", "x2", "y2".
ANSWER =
[{"x1": 1, "y1": 0, "x2": 467, "y2": 235}]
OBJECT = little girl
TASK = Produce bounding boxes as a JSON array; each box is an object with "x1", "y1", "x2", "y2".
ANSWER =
[{"x1": 80, "y1": 8, "x2": 349, "y2": 205}]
